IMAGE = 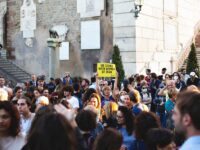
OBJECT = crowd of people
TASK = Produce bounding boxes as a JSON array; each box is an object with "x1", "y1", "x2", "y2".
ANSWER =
[{"x1": 0, "y1": 68, "x2": 200, "y2": 150}]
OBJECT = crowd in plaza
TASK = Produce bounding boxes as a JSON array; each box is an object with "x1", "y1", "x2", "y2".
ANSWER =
[{"x1": 0, "y1": 68, "x2": 200, "y2": 150}]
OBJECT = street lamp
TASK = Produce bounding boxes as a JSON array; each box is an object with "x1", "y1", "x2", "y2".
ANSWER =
[{"x1": 130, "y1": 0, "x2": 144, "y2": 17}]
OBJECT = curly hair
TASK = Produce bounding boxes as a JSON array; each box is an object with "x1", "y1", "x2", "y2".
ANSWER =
[
  {"x1": 0, "y1": 101, "x2": 20, "y2": 137},
  {"x1": 118, "y1": 106, "x2": 135, "y2": 135},
  {"x1": 135, "y1": 112, "x2": 160, "y2": 140}
]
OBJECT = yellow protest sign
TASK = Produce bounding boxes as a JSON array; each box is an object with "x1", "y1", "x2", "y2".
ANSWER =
[{"x1": 97, "y1": 63, "x2": 116, "y2": 77}]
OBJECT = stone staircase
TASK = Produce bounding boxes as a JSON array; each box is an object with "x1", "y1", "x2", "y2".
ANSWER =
[{"x1": 0, "y1": 50, "x2": 31, "y2": 85}]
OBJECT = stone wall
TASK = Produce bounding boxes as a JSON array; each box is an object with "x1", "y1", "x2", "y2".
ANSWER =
[{"x1": 5, "y1": 0, "x2": 113, "y2": 78}]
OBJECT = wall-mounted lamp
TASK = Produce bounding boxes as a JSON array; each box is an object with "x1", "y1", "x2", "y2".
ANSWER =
[{"x1": 130, "y1": 0, "x2": 144, "y2": 17}]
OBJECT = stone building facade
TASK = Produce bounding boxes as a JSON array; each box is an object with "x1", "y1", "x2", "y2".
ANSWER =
[
  {"x1": 113, "y1": 0, "x2": 200, "y2": 75},
  {"x1": 1, "y1": 0, "x2": 200, "y2": 78},
  {"x1": 3, "y1": 0, "x2": 113, "y2": 78}
]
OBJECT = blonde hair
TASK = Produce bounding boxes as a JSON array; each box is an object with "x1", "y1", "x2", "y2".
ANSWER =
[{"x1": 103, "y1": 102, "x2": 118, "y2": 119}]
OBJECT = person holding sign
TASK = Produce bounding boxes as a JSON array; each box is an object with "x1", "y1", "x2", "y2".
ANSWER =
[{"x1": 96, "y1": 74, "x2": 115, "y2": 108}]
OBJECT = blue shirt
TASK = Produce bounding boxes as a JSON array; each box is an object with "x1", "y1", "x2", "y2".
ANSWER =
[
  {"x1": 101, "y1": 95, "x2": 115, "y2": 107},
  {"x1": 165, "y1": 99, "x2": 175, "y2": 112},
  {"x1": 118, "y1": 127, "x2": 136, "y2": 150},
  {"x1": 180, "y1": 136, "x2": 200, "y2": 150}
]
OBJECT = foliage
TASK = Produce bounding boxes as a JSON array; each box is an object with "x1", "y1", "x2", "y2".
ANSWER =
[
  {"x1": 112, "y1": 45, "x2": 125, "y2": 83},
  {"x1": 186, "y1": 43, "x2": 199, "y2": 76}
]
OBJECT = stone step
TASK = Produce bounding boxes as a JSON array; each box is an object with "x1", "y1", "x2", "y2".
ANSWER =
[{"x1": 0, "y1": 57, "x2": 31, "y2": 85}]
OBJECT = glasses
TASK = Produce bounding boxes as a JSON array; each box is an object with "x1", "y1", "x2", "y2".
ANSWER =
[{"x1": 116, "y1": 115, "x2": 124, "y2": 119}]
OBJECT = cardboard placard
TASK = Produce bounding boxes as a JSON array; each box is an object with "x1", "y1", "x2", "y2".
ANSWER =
[{"x1": 97, "y1": 63, "x2": 116, "y2": 77}]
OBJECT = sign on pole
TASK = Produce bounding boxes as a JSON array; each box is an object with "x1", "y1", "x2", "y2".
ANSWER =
[{"x1": 97, "y1": 63, "x2": 116, "y2": 77}]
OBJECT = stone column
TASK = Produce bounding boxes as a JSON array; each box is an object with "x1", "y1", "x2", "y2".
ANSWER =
[
  {"x1": 0, "y1": 1, "x2": 7, "y2": 46},
  {"x1": 47, "y1": 38, "x2": 61, "y2": 78}
]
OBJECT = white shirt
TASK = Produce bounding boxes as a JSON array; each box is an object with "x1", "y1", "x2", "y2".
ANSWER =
[
  {"x1": 67, "y1": 96, "x2": 79, "y2": 109},
  {"x1": 20, "y1": 113, "x2": 35, "y2": 136},
  {"x1": 180, "y1": 136, "x2": 200, "y2": 150},
  {"x1": 0, "y1": 133, "x2": 25, "y2": 150}
]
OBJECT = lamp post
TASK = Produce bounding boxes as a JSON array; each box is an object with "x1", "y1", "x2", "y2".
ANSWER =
[{"x1": 130, "y1": 0, "x2": 144, "y2": 17}]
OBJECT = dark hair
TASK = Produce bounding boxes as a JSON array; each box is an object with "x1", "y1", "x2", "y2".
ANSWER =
[
  {"x1": 75, "y1": 110, "x2": 97, "y2": 131},
  {"x1": 176, "y1": 91, "x2": 200, "y2": 130},
  {"x1": 54, "y1": 78, "x2": 62, "y2": 85},
  {"x1": 92, "y1": 128, "x2": 123, "y2": 150},
  {"x1": 14, "y1": 86, "x2": 23, "y2": 94},
  {"x1": 62, "y1": 86, "x2": 74, "y2": 94},
  {"x1": 82, "y1": 88, "x2": 97, "y2": 104},
  {"x1": 162, "y1": 68, "x2": 167, "y2": 71},
  {"x1": 0, "y1": 101, "x2": 20, "y2": 136},
  {"x1": 135, "y1": 112, "x2": 160, "y2": 140},
  {"x1": 19, "y1": 96, "x2": 32, "y2": 106},
  {"x1": 146, "y1": 128, "x2": 173, "y2": 150},
  {"x1": 37, "y1": 75, "x2": 45, "y2": 81},
  {"x1": 146, "y1": 69, "x2": 151, "y2": 73},
  {"x1": 73, "y1": 83, "x2": 80, "y2": 92},
  {"x1": 140, "y1": 75, "x2": 145, "y2": 80},
  {"x1": 173, "y1": 72, "x2": 181, "y2": 80},
  {"x1": 91, "y1": 76, "x2": 96, "y2": 83},
  {"x1": 34, "y1": 87, "x2": 42, "y2": 94},
  {"x1": 23, "y1": 112, "x2": 77, "y2": 150},
  {"x1": 128, "y1": 77, "x2": 134, "y2": 85},
  {"x1": 118, "y1": 106, "x2": 135, "y2": 135},
  {"x1": 82, "y1": 78, "x2": 90, "y2": 85},
  {"x1": 123, "y1": 79, "x2": 130, "y2": 93},
  {"x1": 151, "y1": 73, "x2": 157, "y2": 79}
]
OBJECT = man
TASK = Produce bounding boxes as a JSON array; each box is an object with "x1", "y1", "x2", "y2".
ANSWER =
[
  {"x1": 12, "y1": 86, "x2": 23, "y2": 104},
  {"x1": 0, "y1": 76, "x2": 13, "y2": 100},
  {"x1": 63, "y1": 85, "x2": 79, "y2": 112},
  {"x1": 172, "y1": 91, "x2": 200, "y2": 150},
  {"x1": 181, "y1": 68, "x2": 190, "y2": 84},
  {"x1": 161, "y1": 68, "x2": 167, "y2": 80},
  {"x1": 17, "y1": 96, "x2": 35, "y2": 136},
  {"x1": 29, "y1": 74, "x2": 37, "y2": 87},
  {"x1": 36, "y1": 75, "x2": 46, "y2": 92},
  {"x1": 145, "y1": 69, "x2": 151, "y2": 83},
  {"x1": 81, "y1": 78, "x2": 90, "y2": 92}
]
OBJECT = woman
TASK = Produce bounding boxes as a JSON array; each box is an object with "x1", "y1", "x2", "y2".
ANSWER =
[
  {"x1": 172, "y1": 72, "x2": 186, "y2": 91},
  {"x1": 93, "y1": 128, "x2": 123, "y2": 150},
  {"x1": 135, "y1": 112, "x2": 161, "y2": 150},
  {"x1": 0, "y1": 101, "x2": 25, "y2": 150},
  {"x1": 117, "y1": 106, "x2": 136, "y2": 150},
  {"x1": 22, "y1": 112, "x2": 77, "y2": 150},
  {"x1": 102, "y1": 101, "x2": 118, "y2": 128}
]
